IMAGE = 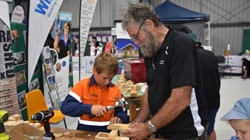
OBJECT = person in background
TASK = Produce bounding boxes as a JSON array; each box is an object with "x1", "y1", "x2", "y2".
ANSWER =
[
  {"x1": 111, "y1": 36, "x2": 117, "y2": 54},
  {"x1": 73, "y1": 34, "x2": 80, "y2": 56},
  {"x1": 54, "y1": 22, "x2": 71, "y2": 59},
  {"x1": 121, "y1": 3, "x2": 208, "y2": 139},
  {"x1": 44, "y1": 22, "x2": 57, "y2": 65},
  {"x1": 242, "y1": 57, "x2": 250, "y2": 79},
  {"x1": 61, "y1": 53, "x2": 127, "y2": 132},
  {"x1": 93, "y1": 32, "x2": 97, "y2": 38},
  {"x1": 44, "y1": 22, "x2": 55, "y2": 48},
  {"x1": 189, "y1": 33, "x2": 221, "y2": 140},
  {"x1": 104, "y1": 35, "x2": 112, "y2": 53},
  {"x1": 91, "y1": 36, "x2": 100, "y2": 56},
  {"x1": 221, "y1": 98, "x2": 250, "y2": 140}
]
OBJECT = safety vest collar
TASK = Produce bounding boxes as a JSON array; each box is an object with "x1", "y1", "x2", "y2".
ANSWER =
[{"x1": 89, "y1": 75, "x2": 115, "y2": 87}]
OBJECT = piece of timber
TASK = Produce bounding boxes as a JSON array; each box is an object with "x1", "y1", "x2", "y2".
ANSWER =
[
  {"x1": 95, "y1": 131, "x2": 129, "y2": 140},
  {"x1": 108, "y1": 130, "x2": 118, "y2": 139},
  {"x1": 107, "y1": 123, "x2": 129, "y2": 131},
  {"x1": 51, "y1": 127, "x2": 97, "y2": 139},
  {"x1": 95, "y1": 132, "x2": 109, "y2": 140}
]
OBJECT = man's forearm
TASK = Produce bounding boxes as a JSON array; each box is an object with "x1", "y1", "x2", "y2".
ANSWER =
[
  {"x1": 132, "y1": 88, "x2": 150, "y2": 122},
  {"x1": 150, "y1": 86, "x2": 192, "y2": 130}
]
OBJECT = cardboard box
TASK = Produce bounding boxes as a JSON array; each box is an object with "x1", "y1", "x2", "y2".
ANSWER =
[
  {"x1": 123, "y1": 58, "x2": 146, "y2": 83},
  {"x1": 10, "y1": 123, "x2": 43, "y2": 140},
  {"x1": 4, "y1": 120, "x2": 23, "y2": 134},
  {"x1": 224, "y1": 50, "x2": 230, "y2": 56}
]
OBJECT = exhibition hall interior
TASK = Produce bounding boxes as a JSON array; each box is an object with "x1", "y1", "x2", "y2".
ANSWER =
[{"x1": 0, "y1": 0, "x2": 249, "y2": 140}]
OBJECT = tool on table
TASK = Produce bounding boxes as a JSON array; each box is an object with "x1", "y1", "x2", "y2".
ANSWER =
[
  {"x1": 0, "y1": 110, "x2": 10, "y2": 140},
  {"x1": 31, "y1": 110, "x2": 55, "y2": 140},
  {"x1": 89, "y1": 97, "x2": 126, "y2": 118}
]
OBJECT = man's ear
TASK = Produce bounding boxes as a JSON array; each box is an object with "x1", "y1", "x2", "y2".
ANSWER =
[{"x1": 145, "y1": 19, "x2": 154, "y2": 31}]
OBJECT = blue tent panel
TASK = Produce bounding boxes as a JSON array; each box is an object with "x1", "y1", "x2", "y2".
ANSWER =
[{"x1": 155, "y1": 0, "x2": 209, "y2": 23}]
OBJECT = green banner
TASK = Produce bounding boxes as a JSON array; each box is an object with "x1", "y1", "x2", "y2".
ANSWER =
[
  {"x1": 11, "y1": 22, "x2": 44, "y2": 120},
  {"x1": 242, "y1": 29, "x2": 250, "y2": 53}
]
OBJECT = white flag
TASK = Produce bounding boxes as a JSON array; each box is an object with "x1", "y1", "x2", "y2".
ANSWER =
[{"x1": 27, "y1": 0, "x2": 63, "y2": 85}]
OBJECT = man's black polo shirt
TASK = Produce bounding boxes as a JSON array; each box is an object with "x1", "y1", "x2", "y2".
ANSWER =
[
  {"x1": 197, "y1": 46, "x2": 220, "y2": 109},
  {"x1": 144, "y1": 28, "x2": 208, "y2": 139}
]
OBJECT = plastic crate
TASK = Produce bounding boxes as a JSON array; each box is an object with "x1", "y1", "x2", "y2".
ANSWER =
[{"x1": 123, "y1": 58, "x2": 146, "y2": 83}]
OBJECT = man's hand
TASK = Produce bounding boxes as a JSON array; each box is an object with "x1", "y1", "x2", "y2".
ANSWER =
[
  {"x1": 121, "y1": 122, "x2": 152, "y2": 140},
  {"x1": 110, "y1": 117, "x2": 121, "y2": 124},
  {"x1": 91, "y1": 105, "x2": 107, "y2": 117}
]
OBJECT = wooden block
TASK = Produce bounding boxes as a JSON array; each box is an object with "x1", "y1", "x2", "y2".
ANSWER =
[
  {"x1": 129, "y1": 85, "x2": 135, "y2": 90},
  {"x1": 117, "y1": 137, "x2": 130, "y2": 140},
  {"x1": 95, "y1": 132, "x2": 109, "y2": 140},
  {"x1": 39, "y1": 126, "x2": 44, "y2": 132},
  {"x1": 130, "y1": 93, "x2": 137, "y2": 97},
  {"x1": 107, "y1": 123, "x2": 129, "y2": 131},
  {"x1": 126, "y1": 80, "x2": 134, "y2": 86},
  {"x1": 34, "y1": 122, "x2": 41, "y2": 128},
  {"x1": 63, "y1": 131, "x2": 70, "y2": 135},
  {"x1": 130, "y1": 91, "x2": 137, "y2": 97},
  {"x1": 118, "y1": 79, "x2": 124, "y2": 83},
  {"x1": 12, "y1": 114, "x2": 21, "y2": 120},
  {"x1": 135, "y1": 84, "x2": 141, "y2": 92},
  {"x1": 118, "y1": 75, "x2": 125, "y2": 79},
  {"x1": 121, "y1": 83, "x2": 128, "y2": 89},
  {"x1": 54, "y1": 132, "x2": 63, "y2": 138},
  {"x1": 29, "y1": 122, "x2": 35, "y2": 127},
  {"x1": 108, "y1": 130, "x2": 118, "y2": 140},
  {"x1": 125, "y1": 88, "x2": 132, "y2": 93},
  {"x1": 8, "y1": 115, "x2": 17, "y2": 121}
]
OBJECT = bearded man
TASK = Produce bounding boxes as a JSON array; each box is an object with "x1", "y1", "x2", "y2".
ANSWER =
[{"x1": 121, "y1": 3, "x2": 208, "y2": 140}]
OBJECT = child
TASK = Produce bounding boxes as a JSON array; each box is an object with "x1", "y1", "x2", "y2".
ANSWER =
[
  {"x1": 221, "y1": 98, "x2": 250, "y2": 140},
  {"x1": 61, "y1": 53, "x2": 127, "y2": 132}
]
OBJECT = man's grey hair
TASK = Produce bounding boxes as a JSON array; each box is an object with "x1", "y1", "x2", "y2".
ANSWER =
[{"x1": 122, "y1": 3, "x2": 162, "y2": 30}]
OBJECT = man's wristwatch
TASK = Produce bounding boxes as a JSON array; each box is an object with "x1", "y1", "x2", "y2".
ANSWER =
[{"x1": 147, "y1": 120, "x2": 157, "y2": 133}]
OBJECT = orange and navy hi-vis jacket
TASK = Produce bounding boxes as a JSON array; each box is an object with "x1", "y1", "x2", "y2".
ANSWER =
[{"x1": 61, "y1": 75, "x2": 127, "y2": 132}]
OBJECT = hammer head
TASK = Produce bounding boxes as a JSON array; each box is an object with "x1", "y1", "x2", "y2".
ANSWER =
[{"x1": 114, "y1": 97, "x2": 126, "y2": 112}]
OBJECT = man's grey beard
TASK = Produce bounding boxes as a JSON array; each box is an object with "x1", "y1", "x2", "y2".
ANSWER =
[{"x1": 139, "y1": 30, "x2": 160, "y2": 57}]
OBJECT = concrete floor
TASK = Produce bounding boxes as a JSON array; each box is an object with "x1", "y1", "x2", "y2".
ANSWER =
[{"x1": 52, "y1": 73, "x2": 250, "y2": 140}]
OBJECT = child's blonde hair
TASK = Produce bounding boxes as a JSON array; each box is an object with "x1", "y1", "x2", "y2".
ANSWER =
[{"x1": 94, "y1": 53, "x2": 118, "y2": 74}]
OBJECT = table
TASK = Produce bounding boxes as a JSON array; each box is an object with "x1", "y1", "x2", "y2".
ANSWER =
[
  {"x1": 224, "y1": 55, "x2": 243, "y2": 74},
  {"x1": 125, "y1": 96, "x2": 142, "y2": 121},
  {"x1": 51, "y1": 127, "x2": 97, "y2": 140},
  {"x1": 51, "y1": 127, "x2": 162, "y2": 140}
]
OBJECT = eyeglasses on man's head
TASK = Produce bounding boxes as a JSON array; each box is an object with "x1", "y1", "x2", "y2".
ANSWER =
[{"x1": 131, "y1": 22, "x2": 144, "y2": 41}]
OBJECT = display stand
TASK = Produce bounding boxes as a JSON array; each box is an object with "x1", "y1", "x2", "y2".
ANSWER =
[{"x1": 41, "y1": 47, "x2": 61, "y2": 109}]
